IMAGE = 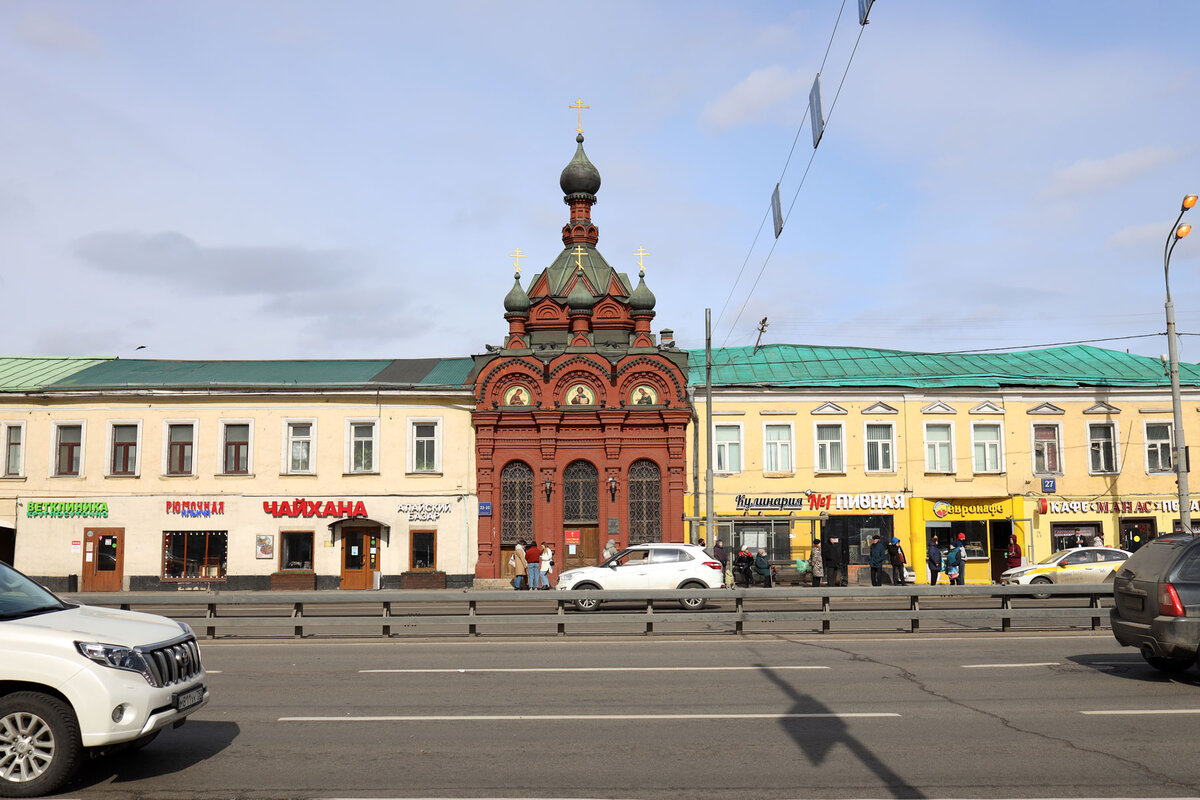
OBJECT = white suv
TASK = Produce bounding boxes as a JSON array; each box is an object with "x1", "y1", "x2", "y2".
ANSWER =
[
  {"x1": 556, "y1": 543, "x2": 724, "y2": 611},
  {"x1": 0, "y1": 561, "x2": 209, "y2": 797}
]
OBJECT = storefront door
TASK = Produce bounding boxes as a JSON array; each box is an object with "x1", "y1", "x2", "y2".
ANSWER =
[
  {"x1": 81, "y1": 528, "x2": 124, "y2": 592},
  {"x1": 1120, "y1": 518, "x2": 1157, "y2": 553},
  {"x1": 563, "y1": 526, "x2": 599, "y2": 571},
  {"x1": 989, "y1": 520, "x2": 1013, "y2": 583},
  {"x1": 340, "y1": 528, "x2": 378, "y2": 590}
]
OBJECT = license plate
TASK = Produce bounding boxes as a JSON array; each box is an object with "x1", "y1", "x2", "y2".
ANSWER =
[{"x1": 174, "y1": 686, "x2": 204, "y2": 712}]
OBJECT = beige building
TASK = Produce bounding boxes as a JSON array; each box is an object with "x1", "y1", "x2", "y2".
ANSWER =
[{"x1": 0, "y1": 357, "x2": 477, "y2": 591}]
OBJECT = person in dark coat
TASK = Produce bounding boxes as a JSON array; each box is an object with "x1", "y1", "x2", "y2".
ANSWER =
[
  {"x1": 733, "y1": 547, "x2": 755, "y2": 588},
  {"x1": 753, "y1": 549, "x2": 772, "y2": 588},
  {"x1": 946, "y1": 533, "x2": 967, "y2": 585},
  {"x1": 822, "y1": 535, "x2": 845, "y2": 587},
  {"x1": 1005, "y1": 534, "x2": 1023, "y2": 570},
  {"x1": 887, "y1": 537, "x2": 907, "y2": 585},
  {"x1": 927, "y1": 535, "x2": 943, "y2": 585},
  {"x1": 868, "y1": 534, "x2": 887, "y2": 586},
  {"x1": 712, "y1": 539, "x2": 729, "y2": 586}
]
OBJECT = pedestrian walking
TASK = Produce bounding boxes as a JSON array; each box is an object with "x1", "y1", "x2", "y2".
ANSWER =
[
  {"x1": 713, "y1": 539, "x2": 729, "y2": 585},
  {"x1": 823, "y1": 535, "x2": 845, "y2": 587},
  {"x1": 809, "y1": 538, "x2": 825, "y2": 587},
  {"x1": 603, "y1": 538, "x2": 619, "y2": 561},
  {"x1": 539, "y1": 541, "x2": 554, "y2": 589},
  {"x1": 511, "y1": 540, "x2": 527, "y2": 590},
  {"x1": 868, "y1": 534, "x2": 887, "y2": 586},
  {"x1": 927, "y1": 535, "x2": 943, "y2": 585},
  {"x1": 946, "y1": 533, "x2": 967, "y2": 585},
  {"x1": 754, "y1": 549, "x2": 772, "y2": 588},
  {"x1": 887, "y1": 536, "x2": 907, "y2": 585},
  {"x1": 524, "y1": 540, "x2": 541, "y2": 591},
  {"x1": 1005, "y1": 534, "x2": 1023, "y2": 572}
]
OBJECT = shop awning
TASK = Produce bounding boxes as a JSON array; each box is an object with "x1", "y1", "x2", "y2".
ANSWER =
[{"x1": 326, "y1": 517, "x2": 392, "y2": 541}]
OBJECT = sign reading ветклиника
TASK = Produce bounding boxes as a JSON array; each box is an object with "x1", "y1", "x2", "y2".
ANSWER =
[{"x1": 25, "y1": 501, "x2": 109, "y2": 518}]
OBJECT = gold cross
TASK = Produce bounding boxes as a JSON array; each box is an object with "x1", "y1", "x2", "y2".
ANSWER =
[
  {"x1": 633, "y1": 247, "x2": 649, "y2": 271},
  {"x1": 571, "y1": 245, "x2": 587, "y2": 269},
  {"x1": 569, "y1": 98, "x2": 589, "y2": 134},
  {"x1": 509, "y1": 248, "x2": 525, "y2": 274}
]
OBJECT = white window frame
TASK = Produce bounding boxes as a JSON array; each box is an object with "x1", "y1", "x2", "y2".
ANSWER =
[
  {"x1": 813, "y1": 421, "x2": 845, "y2": 474},
  {"x1": 2, "y1": 421, "x2": 26, "y2": 478},
  {"x1": 105, "y1": 419, "x2": 143, "y2": 477},
  {"x1": 1087, "y1": 421, "x2": 1119, "y2": 475},
  {"x1": 762, "y1": 422, "x2": 794, "y2": 474},
  {"x1": 924, "y1": 421, "x2": 954, "y2": 474},
  {"x1": 864, "y1": 421, "x2": 895, "y2": 474},
  {"x1": 51, "y1": 420, "x2": 87, "y2": 478},
  {"x1": 971, "y1": 421, "x2": 1003, "y2": 474},
  {"x1": 161, "y1": 419, "x2": 199, "y2": 477},
  {"x1": 1144, "y1": 421, "x2": 1174, "y2": 474},
  {"x1": 713, "y1": 422, "x2": 743, "y2": 474},
  {"x1": 345, "y1": 418, "x2": 379, "y2": 474},
  {"x1": 408, "y1": 417, "x2": 443, "y2": 474},
  {"x1": 218, "y1": 419, "x2": 254, "y2": 476},
  {"x1": 1031, "y1": 422, "x2": 1063, "y2": 476},
  {"x1": 282, "y1": 418, "x2": 317, "y2": 475}
]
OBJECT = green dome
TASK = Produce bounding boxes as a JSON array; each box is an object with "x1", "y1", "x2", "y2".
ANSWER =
[
  {"x1": 629, "y1": 270, "x2": 656, "y2": 311},
  {"x1": 566, "y1": 271, "x2": 595, "y2": 310},
  {"x1": 503, "y1": 273, "x2": 530, "y2": 313},
  {"x1": 559, "y1": 134, "x2": 601, "y2": 197}
]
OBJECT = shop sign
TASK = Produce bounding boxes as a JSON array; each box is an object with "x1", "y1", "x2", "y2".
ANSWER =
[
  {"x1": 1047, "y1": 499, "x2": 1200, "y2": 514},
  {"x1": 397, "y1": 502, "x2": 451, "y2": 521},
  {"x1": 26, "y1": 501, "x2": 108, "y2": 519},
  {"x1": 263, "y1": 499, "x2": 367, "y2": 519},
  {"x1": 931, "y1": 500, "x2": 1007, "y2": 519},
  {"x1": 166, "y1": 500, "x2": 225, "y2": 518},
  {"x1": 734, "y1": 493, "x2": 907, "y2": 512}
]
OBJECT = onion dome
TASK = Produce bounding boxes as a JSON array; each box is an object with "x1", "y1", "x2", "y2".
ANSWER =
[
  {"x1": 503, "y1": 271, "x2": 530, "y2": 313},
  {"x1": 559, "y1": 134, "x2": 601, "y2": 197},
  {"x1": 629, "y1": 269, "x2": 656, "y2": 311},
  {"x1": 566, "y1": 270, "x2": 596, "y2": 310}
]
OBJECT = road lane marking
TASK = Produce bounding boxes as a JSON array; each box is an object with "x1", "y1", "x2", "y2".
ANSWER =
[
  {"x1": 1081, "y1": 709, "x2": 1200, "y2": 716},
  {"x1": 280, "y1": 712, "x2": 899, "y2": 722},
  {"x1": 962, "y1": 662, "x2": 1060, "y2": 668},
  {"x1": 360, "y1": 665, "x2": 830, "y2": 674}
]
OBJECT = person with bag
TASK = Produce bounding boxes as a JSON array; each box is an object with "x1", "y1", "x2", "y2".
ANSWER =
[
  {"x1": 511, "y1": 540, "x2": 527, "y2": 590},
  {"x1": 822, "y1": 535, "x2": 845, "y2": 587},
  {"x1": 809, "y1": 538, "x2": 824, "y2": 587},
  {"x1": 887, "y1": 536, "x2": 907, "y2": 585},
  {"x1": 539, "y1": 541, "x2": 554, "y2": 589},
  {"x1": 927, "y1": 535, "x2": 944, "y2": 585},
  {"x1": 753, "y1": 549, "x2": 772, "y2": 588},
  {"x1": 946, "y1": 533, "x2": 966, "y2": 585},
  {"x1": 868, "y1": 534, "x2": 887, "y2": 586},
  {"x1": 733, "y1": 547, "x2": 755, "y2": 588}
]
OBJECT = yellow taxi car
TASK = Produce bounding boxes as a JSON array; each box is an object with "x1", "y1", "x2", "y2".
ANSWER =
[{"x1": 1000, "y1": 546, "x2": 1131, "y2": 596}]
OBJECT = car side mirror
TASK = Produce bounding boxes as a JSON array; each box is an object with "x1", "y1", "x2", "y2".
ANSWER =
[{"x1": 1058, "y1": 559, "x2": 1069, "y2": 568}]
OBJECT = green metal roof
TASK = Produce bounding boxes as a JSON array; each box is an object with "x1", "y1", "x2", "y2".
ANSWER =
[
  {"x1": 0, "y1": 357, "x2": 113, "y2": 391},
  {"x1": 686, "y1": 344, "x2": 1200, "y2": 389},
  {"x1": 419, "y1": 358, "x2": 474, "y2": 386}
]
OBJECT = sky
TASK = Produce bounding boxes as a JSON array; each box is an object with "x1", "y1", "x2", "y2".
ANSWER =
[{"x1": 2, "y1": 1, "x2": 1199, "y2": 363}]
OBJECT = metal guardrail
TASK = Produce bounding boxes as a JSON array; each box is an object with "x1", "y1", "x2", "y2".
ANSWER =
[{"x1": 62, "y1": 584, "x2": 1114, "y2": 638}]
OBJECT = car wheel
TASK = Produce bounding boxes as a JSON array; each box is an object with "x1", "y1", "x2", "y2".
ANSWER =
[
  {"x1": 573, "y1": 583, "x2": 601, "y2": 612},
  {"x1": 1030, "y1": 576, "x2": 1052, "y2": 600},
  {"x1": 0, "y1": 691, "x2": 83, "y2": 798},
  {"x1": 677, "y1": 581, "x2": 708, "y2": 611},
  {"x1": 1143, "y1": 653, "x2": 1195, "y2": 674}
]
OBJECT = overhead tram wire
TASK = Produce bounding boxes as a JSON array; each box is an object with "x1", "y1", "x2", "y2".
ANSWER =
[
  {"x1": 721, "y1": 16, "x2": 868, "y2": 346},
  {"x1": 714, "y1": 0, "x2": 850, "y2": 334}
]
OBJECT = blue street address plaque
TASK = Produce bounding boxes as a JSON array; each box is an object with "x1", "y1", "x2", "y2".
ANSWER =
[
  {"x1": 478, "y1": 501, "x2": 492, "y2": 516},
  {"x1": 1041, "y1": 478, "x2": 1056, "y2": 493}
]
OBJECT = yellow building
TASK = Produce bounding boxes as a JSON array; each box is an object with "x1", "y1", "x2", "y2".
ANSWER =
[{"x1": 686, "y1": 344, "x2": 1200, "y2": 585}]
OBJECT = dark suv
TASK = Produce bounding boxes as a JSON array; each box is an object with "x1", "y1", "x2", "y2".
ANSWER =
[{"x1": 1111, "y1": 533, "x2": 1200, "y2": 674}]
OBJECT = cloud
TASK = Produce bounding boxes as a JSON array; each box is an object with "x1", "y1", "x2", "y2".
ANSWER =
[
  {"x1": 703, "y1": 65, "x2": 809, "y2": 129},
  {"x1": 1106, "y1": 221, "x2": 1163, "y2": 251},
  {"x1": 17, "y1": 13, "x2": 100, "y2": 54},
  {"x1": 1044, "y1": 146, "x2": 1181, "y2": 200}
]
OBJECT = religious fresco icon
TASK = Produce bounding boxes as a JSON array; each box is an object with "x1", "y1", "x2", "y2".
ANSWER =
[
  {"x1": 566, "y1": 384, "x2": 595, "y2": 405},
  {"x1": 632, "y1": 385, "x2": 658, "y2": 405},
  {"x1": 504, "y1": 386, "x2": 530, "y2": 406}
]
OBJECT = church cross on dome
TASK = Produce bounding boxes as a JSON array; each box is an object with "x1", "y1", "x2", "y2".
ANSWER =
[
  {"x1": 569, "y1": 98, "x2": 589, "y2": 134},
  {"x1": 571, "y1": 245, "x2": 587, "y2": 269},
  {"x1": 509, "y1": 248, "x2": 525, "y2": 275},
  {"x1": 633, "y1": 246, "x2": 649, "y2": 272}
]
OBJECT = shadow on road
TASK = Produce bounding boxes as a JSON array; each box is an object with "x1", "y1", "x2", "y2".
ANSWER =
[
  {"x1": 1067, "y1": 653, "x2": 1200, "y2": 685},
  {"x1": 63, "y1": 720, "x2": 240, "y2": 793},
  {"x1": 758, "y1": 663, "x2": 927, "y2": 799}
]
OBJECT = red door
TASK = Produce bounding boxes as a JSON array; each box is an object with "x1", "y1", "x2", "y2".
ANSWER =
[{"x1": 81, "y1": 528, "x2": 124, "y2": 592}]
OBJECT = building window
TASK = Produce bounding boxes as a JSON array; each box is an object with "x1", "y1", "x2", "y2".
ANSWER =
[
  {"x1": 284, "y1": 420, "x2": 315, "y2": 474},
  {"x1": 1089, "y1": 423, "x2": 1117, "y2": 474},
  {"x1": 348, "y1": 420, "x2": 377, "y2": 473},
  {"x1": 55, "y1": 424, "x2": 83, "y2": 476},
  {"x1": 110, "y1": 424, "x2": 139, "y2": 476},
  {"x1": 1033, "y1": 424, "x2": 1061, "y2": 475},
  {"x1": 2, "y1": 423, "x2": 24, "y2": 477},
  {"x1": 409, "y1": 418, "x2": 441, "y2": 473},
  {"x1": 500, "y1": 461, "x2": 533, "y2": 545},
  {"x1": 815, "y1": 424, "x2": 844, "y2": 473},
  {"x1": 1146, "y1": 422, "x2": 1173, "y2": 473},
  {"x1": 280, "y1": 531, "x2": 313, "y2": 570},
  {"x1": 925, "y1": 423, "x2": 953, "y2": 473},
  {"x1": 972, "y1": 423, "x2": 1002, "y2": 473},
  {"x1": 411, "y1": 530, "x2": 436, "y2": 570},
  {"x1": 715, "y1": 424, "x2": 741, "y2": 473},
  {"x1": 162, "y1": 531, "x2": 227, "y2": 580},
  {"x1": 628, "y1": 459, "x2": 662, "y2": 544},
  {"x1": 222, "y1": 422, "x2": 250, "y2": 475},
  {"x1": 865, "y1": 423, "x2": 894, "y2": 473},
  {"x1": 763, "y1": 424, "x2": 792, "y2": 472},
  {"x1": 167, "y1": 423, "x2": 194, "y2": 476},
  {"x1": 563, "y1": 460, "x2": 599, "y2": 524}
]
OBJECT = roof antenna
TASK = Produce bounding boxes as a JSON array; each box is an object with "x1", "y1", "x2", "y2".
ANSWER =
[{"x1": 752, "y1": 317, "x2": 769, "y2": 355}]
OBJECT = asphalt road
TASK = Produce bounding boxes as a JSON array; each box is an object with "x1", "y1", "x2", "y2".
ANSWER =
[{"x1": 50, "y1": 633, "x2": 1200, "y2": 800}]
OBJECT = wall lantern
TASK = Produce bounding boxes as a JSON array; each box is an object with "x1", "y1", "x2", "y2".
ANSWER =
[
  {"x1": 544, "y1": 478, "x2": 553, "y2": 503},
  {"x1": 607, "y1": 475, "x2": 619, "y2": 500}
]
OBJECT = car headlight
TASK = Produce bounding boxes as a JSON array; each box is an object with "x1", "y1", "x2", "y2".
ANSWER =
[{"x1": 76, "y1": 641, "x2": 155, "y2": 685}]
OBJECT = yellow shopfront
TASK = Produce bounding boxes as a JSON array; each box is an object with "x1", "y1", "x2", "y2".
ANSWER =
[{"x1": 914, "y1": 497, "x2": 1027, "y2": 584}]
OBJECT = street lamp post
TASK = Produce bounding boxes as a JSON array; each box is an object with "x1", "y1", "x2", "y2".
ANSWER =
[{"x1": 1164, "y1": 193, "x2": 1197, "y2": 533}]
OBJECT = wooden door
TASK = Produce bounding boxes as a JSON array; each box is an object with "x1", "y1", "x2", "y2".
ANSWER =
[
  {"x1": 82, "y1": 528, "x2": 124, "y2": 592},
  {"x1": 341, "y1": 528, "x2": 379, "y2": 590},
  {"x1": 562, "y1": 526, "x2": 599, "y2": 571}
]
